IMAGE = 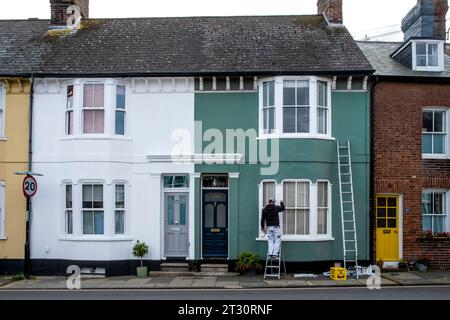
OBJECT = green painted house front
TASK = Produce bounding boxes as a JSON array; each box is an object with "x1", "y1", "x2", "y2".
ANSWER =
[{"x1": 193, "y1": 75, "x2": 372, "y2": 270}]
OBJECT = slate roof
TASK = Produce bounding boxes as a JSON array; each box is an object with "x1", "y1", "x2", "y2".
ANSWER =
[
  {"x1": 357, "y1": 41, "x2": 450, "y2": 78},
  {"x1": 0, "y1": 15, "x2": 373, "y2": 77}
]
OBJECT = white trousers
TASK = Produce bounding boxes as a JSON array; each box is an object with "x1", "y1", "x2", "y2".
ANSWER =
[{"x1": 267, "y1": 226, "x2": 282, "y2": 256}]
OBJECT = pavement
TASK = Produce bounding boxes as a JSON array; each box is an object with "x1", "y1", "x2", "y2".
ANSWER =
[{"x1": 0, "y1": 271, "x2": 449, "y2": 290}]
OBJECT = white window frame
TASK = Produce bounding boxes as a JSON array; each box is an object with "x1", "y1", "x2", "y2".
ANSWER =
[
  {"x1": 115, "y1": 84, "x2": 126, "y2": 136},
  {"x1": 0, "y1": 181, "x2": 5, "y2": 239},
  {"x1": 422, "y1": 107, "x2": 449, "y2": 159},
  {"x1": 422, "y1": 189, "x2": 450, "y2": 233},
  {"x1": 257, "y1": 179, "x2": 333, "y2": 241},
  {"x1": 261, "y1": 81, "x2": 276, "y2": 134},
  {"x1": 0, "y1": 83, "x2": 5, "y2": 139},
  {"x1": 81, "y1": 183, "x2": 105, "y2": 235},
  {"x1": 114, "y1": 183, "x2": 126, "y2": 235},
  {"x1": 64, "y1": 183, "x2": 73, "y2": 235},
  {"x1": 82, "y1": 82, "x2": 106, "y2": 135},
  {"x1": 412, "y1": 40, "x2": 445, "y2": 72},
  {"x1": 258, "y1": 76, "x2": 333, "y2": 140},
  {"x1": 282, "y1": 179, "x2": 312, "y2": 237},
  {"x1": 65, "y1": 84, "x2": 74, "y2": 136}
]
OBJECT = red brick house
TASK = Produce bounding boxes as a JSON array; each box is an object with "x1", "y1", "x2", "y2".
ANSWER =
[{"x1": 359, "y1": 0, "x2": 450, "y2": 269}]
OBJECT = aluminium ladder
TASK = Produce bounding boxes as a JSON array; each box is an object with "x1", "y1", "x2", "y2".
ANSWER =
[
  {"x1": 264, "y1": 244, "x2": 286, "y2": 280},
  {"x1": 337, "y1": 141, "x2": 359, "y2": 279}
]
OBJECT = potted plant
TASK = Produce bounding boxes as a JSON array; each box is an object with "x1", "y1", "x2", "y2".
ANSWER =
[
  {"x1": 415, "y1": 257, "x2": 430, "y2": 272},
  {"x1": 132, "y1": 240, "x2": 149, "y2": 277},
  {"x1": 235, "y1": 252, "x2": 263, "y2": 275},
  {"x1": 398, "y1": 260, "x2": 408, "y2": 271}
]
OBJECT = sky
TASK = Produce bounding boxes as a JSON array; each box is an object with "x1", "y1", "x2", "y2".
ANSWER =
[{"x1": 0, "y1": 0, "x2": 449, "y2": 41}]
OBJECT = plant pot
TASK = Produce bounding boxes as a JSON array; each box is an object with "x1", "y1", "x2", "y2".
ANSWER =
[
  {"x1": 416, "y1": 263, "x2": 428, "y2": 272},
  {"x1": 136, "y1": 266, "x2": 148, "y2": 278}
]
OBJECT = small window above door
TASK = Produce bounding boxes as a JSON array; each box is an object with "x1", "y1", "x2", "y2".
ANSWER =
[
  {"x1": 164, "y1": 176, "x2": 189, "y2": 188},
  {"x1": 202, "y1": 176, "x2": 229, "y2": 188}
]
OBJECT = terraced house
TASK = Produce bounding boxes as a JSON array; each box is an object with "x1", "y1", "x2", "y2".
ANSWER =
[
  {"x1": 359, "y1": 0, "x2": 450, "y2": 269},
  {"x1": 0, "y1": 0, "x2": 374, "y2": 276}
]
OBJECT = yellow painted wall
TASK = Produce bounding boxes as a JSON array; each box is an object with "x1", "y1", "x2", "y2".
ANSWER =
[{"x1": 0, "y1": 79, "x2": 29, "y2": 260}]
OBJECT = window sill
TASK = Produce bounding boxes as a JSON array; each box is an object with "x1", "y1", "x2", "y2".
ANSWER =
[
  {"x1": 422, "y1": 154, "x2": 449, "y2": 160},
  {"x1": 0, "y1": 237, "x2": 7, "y2": 241},
  {"x1": 58, "y1": 236, "x2": 133, "y2": 242},
  {"x1": 256, "y1": 237, "x2": 335, "y2": 242},
  {"x1": 0, "y1": 137, "x2": 6, "y2": 141},
  {"x1": 60, "y1": 136, "x2": 132, "y2": 142},
  {"x1": 258, "y1": 134, "x2": 335, "y2": 141}
]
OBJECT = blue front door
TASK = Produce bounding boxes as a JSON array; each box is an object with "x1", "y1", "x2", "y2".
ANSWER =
[{"x1": 202, "y1": 190, "x2": 228, "y2": 257}]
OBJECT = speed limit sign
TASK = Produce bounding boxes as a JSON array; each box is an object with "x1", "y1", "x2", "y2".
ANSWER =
[{"x1": 23, "y1": 175, "x2": 38, "y2": 198}]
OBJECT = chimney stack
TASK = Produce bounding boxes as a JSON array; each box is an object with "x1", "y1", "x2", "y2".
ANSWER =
[
  {"x1": 50, "y1": 0, "x2": 89, "y2": 28},
  {"x1": 401, "y1": 0, "x2": 449, "y2": 41},
  {"x1": 317, "y1": 0, "x2": 343, "y2": 24}
]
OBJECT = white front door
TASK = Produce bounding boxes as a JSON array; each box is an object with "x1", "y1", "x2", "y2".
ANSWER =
[{"x1": 164, "y1": 193, "x2": 189, "y2": 258}]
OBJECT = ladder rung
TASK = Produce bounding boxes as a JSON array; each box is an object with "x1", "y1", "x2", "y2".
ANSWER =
[
  {"x1": 344, "y1": 230, "x2": 356, "y2": 232},
  {"x1": 342, "y1": 192, "x2": 352, "y2": 194},
  {"x1": 341, "y1": 182, "x2": 352, "y2": 185},
  {"x1": 341, "y1": 173, "x2": 352, "y2": 176},
  {"x1": 345, "y1": 240, "x2": 356, "y2": 242},
  {"x1": 342, "y1": 201, "x2": 353, "y2": 203},
  {"x1": 343, "y1": 220, "x2": 354, "y2": 223}
]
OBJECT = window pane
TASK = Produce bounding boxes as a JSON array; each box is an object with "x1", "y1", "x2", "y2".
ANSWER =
[
  {"x1": 93, "y1": 110, "x2": 105, "y2": 134},
  {"x1": 67, "y1": 85, "x2": 73, "y2": 109},
  {"x1": 82, "y1": 185, "x2": 93, "y2": 208},
  {"x1": 434, "y1": 111, "x2": 445, "y2": 133},
  {"x1": 317, "y1": 107, "x2": 327, "y2": 134},
  {"x1": 417, "y1": 55, "x2": 427, "y2": 67},
  {"x1": 83, "y1": 84, "x2": 94, "y2": 108},
  {"x1": 284, "y1": 182, "x2": 296, "y2": 207},
  {"x1": 283, "y1": 81, "x2": 296, "y2": 106},
  {"x1": 66, "y1": 211, "x2": 73, "y2": 234},
  {"x1": 296, "y1": 81, "x2": 309, "y2": 106},
  {"x1": 167, "y1": 195, "x2": 175, "y2": 225},
  {"x1": 263, "y1": 182, "x2": 276, "y2": 206},
  {"x1": 422, "y1": 134, "x2": 432, "y2": 154},
  {"x1": 283, "y1": 210, "x2": 295, "y2": 235},
  {"x1": 417, "y1": 43, "x2": 427, "y2": 55},
  {"x1": 179, "y1": 195, "x2": 187, "y2": 226},
  {"x1": 268, "y1": 107, "x2": 275, "y2": 133},
  {"x1": 173, "y1": 176, "x2": 189, "y2": 188},
  {"x1": 428, "y1": 44, "x2": 439, "y2": 66},
  {"x1": 377, "y1": 197, "x2": 386, "y2": 207},
  {"x1": 66, "y1": 185, "x2": 72, "y2": 208},
  {"x1": 93, "y1": 84, "x2": 104, "y2": 108},
  {"x1": 423, "y1": 112, "x2": 433, "y2": 133},
  {"x1": 115, "y1": 111, "x2": 125, "y2": 135},
  {"x1": 422, "y1": 193, "x2": 432, "y2": 214},
  {"x1": 297, "y1": 182, "x2": 310, "y2": 207},
  {"x1": 204, "y1": 204, "x2": 214, "y2": 228},
  {"x1": 115, "y1": 185, "x2": 125, "y2": 208},
  {"x1": 433, "y1": 193, "x2": 445, "y2": 214},
  {"x1": 433, "y1": 216, "x2": 446, "y2": 233},
  {"x1": 217, "y1": 204, "x2": 226, "y2": 228},
  {"x1": 268, "y1": 81, "x2": 275, "y2": 106},
  {"x1": 93, "y1": 185, "x2": 103, "y2": 209},
  {"x1": 377, "y1": 219, "x2": 387, "y2": 228},
  {"x1": 317, "y1": 182, "x2": 328, "y2": 207},
  {"x1": 297, "y1": 107, "x2": 310, "y2": 133},
  {"x1": 283, "y1": 107, "x2": 296, "y2": 133},
  {"x1": 297, "y1": 209, "x2": 309, "y2": 235},
  {"x1": 388, "y1": 197, "x2": 397, "y2": 207},
  {"x1": 83, "y1": 211, "x2": 93, "y2": 234},
  {"x1": 83, "y1": 110, "x2": 94, "y2": 134},
  {"x1": 94, "y1": 211, "x2": 104, "y2": 234},
  {"x1": 116, "y1": 85, "x2": 126, "y2": 109},
  {"x1": 433, "y1": 134, "x2": 445, "y2": 154},
  {"x1": 317, "y1": 81, "x2": 327, "y2": 107},
  {"x1": 66, "y1": 110, "x2": 73, "y2": 135},
  {"x1": 202, "y1": 176, "x2": 228, "y2": 188},
  {"x1": 422, "y1": 215, "x2": 432, "y2": 232},
  {"x1": 115, "y1": 211, "x2": 125, "y2": 234},
  {"x1": 317, "y1": 209, "x2": 327, "y2": 235}
]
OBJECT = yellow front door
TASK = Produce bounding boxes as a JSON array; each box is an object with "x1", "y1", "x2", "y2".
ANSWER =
[{"x1": 376, "y1": 195, "x2": 399, "y2": 262}]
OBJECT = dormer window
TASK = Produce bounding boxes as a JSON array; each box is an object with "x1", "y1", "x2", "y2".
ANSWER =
[{"x1": 413, "y1": 40, "x2": 444, "y2": 72}]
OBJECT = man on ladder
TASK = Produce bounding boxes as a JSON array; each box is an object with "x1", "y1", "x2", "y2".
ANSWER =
[{"x1": 261, "y1": 199, "x2": 286, "y2": 279}]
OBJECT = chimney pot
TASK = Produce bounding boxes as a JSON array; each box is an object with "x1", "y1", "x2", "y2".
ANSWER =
[{"x1": 317, "y1": 0, "x2": 343, "y2": 24}]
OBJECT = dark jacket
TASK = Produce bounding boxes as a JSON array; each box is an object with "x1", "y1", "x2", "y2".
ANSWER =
[{"x1": 261, "y1": 202, "x2": 285, "y2": 229}]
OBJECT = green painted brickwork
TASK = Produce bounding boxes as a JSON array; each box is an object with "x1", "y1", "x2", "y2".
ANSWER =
[{"x1": 194, "y1": 90, "x2": 370, "y2": 262}]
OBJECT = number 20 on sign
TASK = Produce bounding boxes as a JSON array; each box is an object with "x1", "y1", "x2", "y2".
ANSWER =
[{"x1": 23, "y1": 175, "x2": 38, "y2": 198}]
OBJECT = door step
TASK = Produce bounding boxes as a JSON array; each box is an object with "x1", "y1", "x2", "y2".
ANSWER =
[
  {"x1": 201, "y1": 264, "x2": 229, "y2": 273},
  {"x1": 160, "y1": 262, "x2": 190, "y2": 272}
]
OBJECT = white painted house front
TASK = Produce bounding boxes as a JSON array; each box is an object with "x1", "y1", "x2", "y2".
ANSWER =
[{"x1": 30, "y1": 78, "x2": 196, "y2": 275}]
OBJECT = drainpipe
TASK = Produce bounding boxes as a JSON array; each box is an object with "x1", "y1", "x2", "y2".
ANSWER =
[
  {"x1": 369, "y1": 76, "x2": 378, "y2": 266},
  {"x1": 24, "y1": 75, "x2": 34, "y2": 278}
]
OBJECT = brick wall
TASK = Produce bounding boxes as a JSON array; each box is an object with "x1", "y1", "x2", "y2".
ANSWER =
[{"x1": 373, "y1": 81, "x2": 450, "y2": 267}]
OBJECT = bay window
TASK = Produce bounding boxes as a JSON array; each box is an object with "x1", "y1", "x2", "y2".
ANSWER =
[
  {"x1": 83, "y1": 83, "x2": 105, "y2": 134},
  {"x1": 260, "y1": 77, "x2": 332, "y2": 138}
]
